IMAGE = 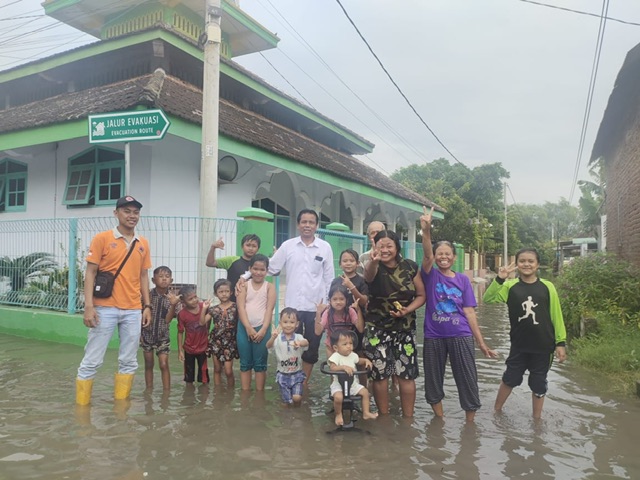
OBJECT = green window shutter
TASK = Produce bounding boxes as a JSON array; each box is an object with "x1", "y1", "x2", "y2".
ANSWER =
[{"x1": 64, "y1": 166, "x2": 95, "y2": 205}]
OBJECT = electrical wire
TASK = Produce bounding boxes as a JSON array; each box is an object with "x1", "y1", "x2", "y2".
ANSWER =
[
  {"x1": 517, "y1": 0, "x2": 640, "y2": 27},
  {"x1": 258, "y1": 52, "x2": 315, "y2": 108},
  {"x1": 242, "y1": 21, "x2": 421, "y2": 170},
  {"x1": 257, "y1": 0, "x2": 433, "y2": 165},
  {"x1": 0, "y1": 0, "x2": 150, "y2": 62},
  {"x1": 506, "y1": 183, "x2": 518, "y2": 205},
  {"x1": 568, "y1": 0, "x2": 609, "y2": 203},
  {"x1": 334, "y1": 0, "x2": 465, "y2": 168},
  {"x1": 0, "y1": 0, "x2": 22, "y2": 10}
]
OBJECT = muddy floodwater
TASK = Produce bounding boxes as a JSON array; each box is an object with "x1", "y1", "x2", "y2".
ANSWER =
[{"x1": 1, "y1": 301, "x2": 639, "y2": 479}]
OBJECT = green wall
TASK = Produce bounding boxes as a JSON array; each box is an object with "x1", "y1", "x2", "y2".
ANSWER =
[{"x1": 0, "y1": 306, "x2": 179, "y2": 349}]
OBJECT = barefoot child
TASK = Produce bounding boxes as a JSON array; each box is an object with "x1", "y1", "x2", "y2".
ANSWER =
[
  {"x1": 266, "y1": 307, "x2": 309, "y2": 406},
  {"x1": 236, "y1": 254, "x2": 276, "y2": 391},
  {"x1": 177, "y1": 287, "x2": 211, "y2": 385},
  {"x1": 328, "y1": 330, "x2": 377, "y2": 426},
  {"x1": 315, "y1": 284, "x2": 364, "y2": 360},
  {"x1": 203, "y1": 279, "x2": 239, "y2": 387},
  {"x1": 483, "y1": 248, "x2": 567, "y2": 419},
  {"x1": 140, "y1": 266, "x2": 176, "y2": 390}
]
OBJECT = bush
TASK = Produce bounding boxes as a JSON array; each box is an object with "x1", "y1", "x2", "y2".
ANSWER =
[{"x1": 555, "y1": 253, "x2": 640, "y2": 338}]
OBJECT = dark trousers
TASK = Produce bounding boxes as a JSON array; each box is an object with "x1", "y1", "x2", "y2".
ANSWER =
[
  {"x1": 296, "y1": 310, "x2": 321, "y2": 364},
  {"x1": 184, "y1": 352, "x2": 209, "y2": 383}
]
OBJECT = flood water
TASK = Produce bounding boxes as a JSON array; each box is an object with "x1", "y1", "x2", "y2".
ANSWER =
[{"x1": 1, "y1": 301, "x2": 639, "y2": 479}]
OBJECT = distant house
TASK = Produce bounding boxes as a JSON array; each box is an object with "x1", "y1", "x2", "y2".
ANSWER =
[{"x1": 590, "y1": 42, "x2": 640, "y2": 266}]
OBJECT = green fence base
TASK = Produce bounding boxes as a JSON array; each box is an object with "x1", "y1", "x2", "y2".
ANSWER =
[{"x1": 0, "y1": 305, "x2": 180, "y2": 350}]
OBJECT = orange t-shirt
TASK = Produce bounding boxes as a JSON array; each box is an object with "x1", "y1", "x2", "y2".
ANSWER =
[{"x1": 86, "y1": 229, "x2": 152, "y2": 310}]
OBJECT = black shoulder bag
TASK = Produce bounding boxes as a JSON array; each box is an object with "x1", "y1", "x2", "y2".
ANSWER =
[{"x1": 93, "y1": 239, "x2": 139, "y2": 298}]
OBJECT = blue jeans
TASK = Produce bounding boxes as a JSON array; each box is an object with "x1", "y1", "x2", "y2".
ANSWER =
[{"x1": 77, "y1": 307, "x2": 142, "y2": 379}]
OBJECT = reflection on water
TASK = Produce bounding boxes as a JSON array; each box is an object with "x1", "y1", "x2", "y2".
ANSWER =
[{"x1": 1, "y1": 303, "x2": 639, "y2": 479}]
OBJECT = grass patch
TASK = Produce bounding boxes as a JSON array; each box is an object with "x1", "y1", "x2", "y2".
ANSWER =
[{"x1": 571, "y1": 321, "x2": 640, "y2": 395}]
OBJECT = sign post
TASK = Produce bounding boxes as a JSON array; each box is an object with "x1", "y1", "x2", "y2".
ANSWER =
[
  {"x1": 88, "y1": 109, "x2": 170, "y2": 192},
  {"x1": 88, "y1": 109, "x2": 170, "y2": 143}
]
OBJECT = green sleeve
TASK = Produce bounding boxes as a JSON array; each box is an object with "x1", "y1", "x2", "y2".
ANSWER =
[
  {"x1": 542, "y1": 279, "x2": 566, "y2": 344},
  {"x1": 483, "y1": 278, "x2": 511, "y2": 303},
  {"x1": 215, "y1": 256, "x2": 240, "y2": 270}
]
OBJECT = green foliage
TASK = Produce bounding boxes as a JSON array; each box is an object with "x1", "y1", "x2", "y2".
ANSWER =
[
  {"x1": 577, "y1": 161, "x2": 605, "y2": 238},
  {"x1": 391, "y1": 158, "x2": 509, "y2": 248},
  {"x1": 570, "y1": 319, "x2": 640, "y2": 394},
  {"x1": 507, "y1": 201, "x2": 583, "y2": 262},
  {"x1": 555, "y1": 253, "x2": 640, "y2": 337},
  {"x1": 0, "y1": 253, "x2": 58, "y2": 291}
]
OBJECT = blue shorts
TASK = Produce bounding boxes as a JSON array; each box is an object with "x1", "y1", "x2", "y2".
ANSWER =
[{"x1": 275, "y1": 370, "x2": 306, "y2": 403}]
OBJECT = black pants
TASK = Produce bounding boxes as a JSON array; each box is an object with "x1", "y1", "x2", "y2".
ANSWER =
[
  {"x1": 184, "y1": 352, "x2": 209, "y2": 383},
  {"x1": 296, "y1": 310, "x2": 322, "y2": 364}
]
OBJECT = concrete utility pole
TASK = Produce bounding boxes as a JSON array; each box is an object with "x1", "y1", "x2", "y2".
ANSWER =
[
  {"x1": 503, "y1": 181, "x2": 508, "y2": 265},
  {"x1": 199, "y1": 0, "x2": 222, "y2": 292},
  {"x1": 200, "y1": 0, "x2": 221, "y2": 219}
]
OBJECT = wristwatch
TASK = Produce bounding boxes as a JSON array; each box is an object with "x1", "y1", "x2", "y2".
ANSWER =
[{"x1": 143, "y1": 304, "x2": 152, "y2": 310}]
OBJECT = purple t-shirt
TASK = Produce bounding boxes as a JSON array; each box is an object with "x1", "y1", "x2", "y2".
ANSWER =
[{"x1": 421, "y1": 268, "x2": 476, "y2": 338}]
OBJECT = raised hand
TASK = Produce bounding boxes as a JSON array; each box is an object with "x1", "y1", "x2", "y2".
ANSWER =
[
  {"x1": 167, "y1": 291, "x2": 182, "y2": 306},
  {"x1": 420, "y1": 205, "x2": 434, "y2": 231},
  {"x1": 212, "y1": 237, "x2": 225, "y2": 250},
  {"x1": 498, "y1": 262, "x2": 516, "y2": 279},
  {"x1": 340, "y1": 273, "x2": 355, "y2": 291},
  {"x1": 315, "y1": 299, "x2": 328, "y2": 315}
]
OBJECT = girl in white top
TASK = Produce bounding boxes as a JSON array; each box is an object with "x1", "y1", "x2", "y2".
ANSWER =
[{"x1": 236, "y1": 254, "x2": 276, "y2": 391}]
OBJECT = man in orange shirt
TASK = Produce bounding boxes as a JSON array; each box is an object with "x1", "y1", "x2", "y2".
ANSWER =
[{"x1": 76, "y1": 195, "x2": 152, "y2": 405}]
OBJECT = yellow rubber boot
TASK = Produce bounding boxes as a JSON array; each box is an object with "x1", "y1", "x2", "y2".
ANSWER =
[
  {"x1": 114, "y1": 373, "x2": 135, "y2": 400},
  {"x1": 75, "y1": 378, "x2": 94, "y2": 406}
]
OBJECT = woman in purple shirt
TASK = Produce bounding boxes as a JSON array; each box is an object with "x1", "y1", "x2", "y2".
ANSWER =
[{"x1": 420, "y1": 207, "x2": 498, "y2": 422}]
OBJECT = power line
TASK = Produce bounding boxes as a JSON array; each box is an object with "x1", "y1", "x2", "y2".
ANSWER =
[
  {"x1": 256, "y1": 47, "x2": 417, "y2": 170},
  {"x1": 506, "y1": 183, "x2": 518, "y2": 205},
  {"x1": 517, "y1": 0, "x2": 640, "y2": 27},
  {"x1": 245, "y1": 0, "x2": 420, "y2": 171},
  {"x1": 569, "y1": 0, "x2": 609, "y2": 203},
  {"x1": 0, "y1": 0, "x2": 151, "y2": 69},
  {"x1": 258, "y1": 52, "x2": 315, "y2": 108},
  {"x1": 0, "y1": 15, "x2": 44, "y2": 21},
  {"x1": 334, "y1": 0, "x2": 465, "y2": 168},
  {"x1": 257, "y1": 0, "x2": 433, "y2": 165},
  {"x1": 0, "y1": 0, "x2": 21, "y2": 10}
]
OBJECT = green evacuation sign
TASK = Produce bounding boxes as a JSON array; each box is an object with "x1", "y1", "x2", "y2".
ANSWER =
[{"x1": 88, "y1": 109, "x2": 170, "y2": 144}]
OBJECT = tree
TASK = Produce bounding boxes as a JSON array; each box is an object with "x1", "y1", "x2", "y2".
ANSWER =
[
  {"x1": 0, "y1": 253, "x2": 58, "y2": 291},
  {"x1": 391, "y1": 158, "x2": 509, "y2": 248},
  {"x1": 577, "y1": 161, "x2": 605, "y2": 238}
]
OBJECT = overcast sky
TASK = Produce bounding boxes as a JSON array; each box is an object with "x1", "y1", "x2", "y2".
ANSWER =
[{"x1": 2, "y1": 0, "x2": 640, "y2": 205}]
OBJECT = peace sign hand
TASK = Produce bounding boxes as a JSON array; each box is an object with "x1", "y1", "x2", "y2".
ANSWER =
[
  {"x1": 420, "y1": 205, "x2": 434, "y2": 230},
  {"x1": 498, "y1": 262, "x2": 516, "y2": 280},
  {"x1": 340, "y1": 274, "x2": 354, "y2": 291}
]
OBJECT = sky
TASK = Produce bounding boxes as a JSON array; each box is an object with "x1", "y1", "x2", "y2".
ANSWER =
[{"x1": 1, "y1": 0, "x2": 640, "y2": 205}]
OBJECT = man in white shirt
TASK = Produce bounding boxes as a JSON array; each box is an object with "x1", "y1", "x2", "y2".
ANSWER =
[{"x1": 268, "y1": 209, "x2": 334, "y2": 382}]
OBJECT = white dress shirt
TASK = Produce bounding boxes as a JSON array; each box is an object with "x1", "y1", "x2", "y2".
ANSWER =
[{"x1": 268, "y1": 235, "x2": 334, "y2": 312}]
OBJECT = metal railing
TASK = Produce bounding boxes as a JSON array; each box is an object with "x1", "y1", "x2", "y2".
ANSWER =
[
  {"x1": 0, "y1": 217, "x2": 426, "y2": 314},
  {"x1": 0, "y1": 216, "x2": 240, "y2": 313}
]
